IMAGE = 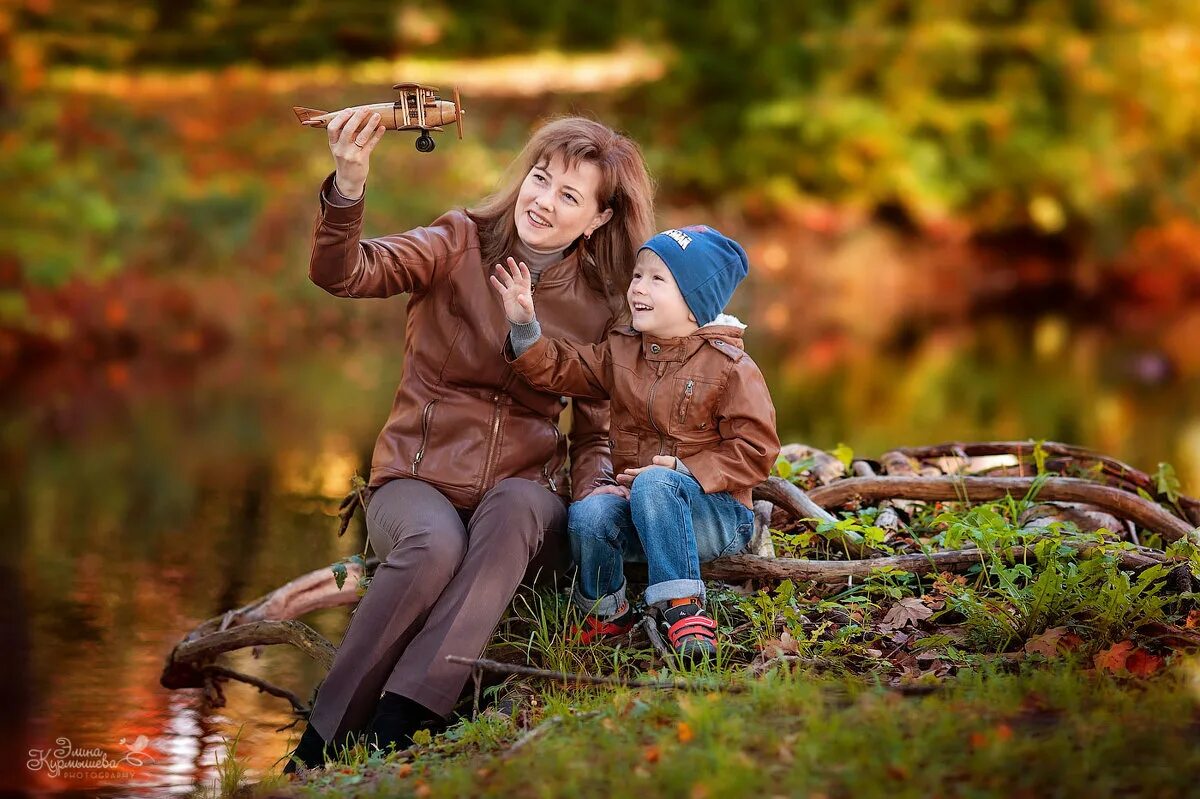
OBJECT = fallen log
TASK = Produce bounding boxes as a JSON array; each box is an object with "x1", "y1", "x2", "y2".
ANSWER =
[
  {"x1": 806, "y1": 476, "x2": 1197, "y2": 544},
  {"x1": 894, "y1": 441, "x2": 1200, "y2": 526},
  {"x1": 700, "y1": 539, "x2": 1166, "y2": 584},
  {"x1": 184, "y1": 559, "x2": 372, "y2": 642},
  {"x1": 162, "y1": 619, "x2": 336, "y2": 692}
]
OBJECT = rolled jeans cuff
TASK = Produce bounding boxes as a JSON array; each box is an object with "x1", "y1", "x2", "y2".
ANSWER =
[
  {"x1": 644, "y1": 578, "x2": 708, "y2": 608},
  {"x1": 572, "y1": 578, "x2": 627, "y2": 618}
]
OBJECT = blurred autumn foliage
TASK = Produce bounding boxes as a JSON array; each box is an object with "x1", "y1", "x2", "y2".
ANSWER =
[{"x1": 3, "y1": 0, "x2": 1200, "y2": 359}]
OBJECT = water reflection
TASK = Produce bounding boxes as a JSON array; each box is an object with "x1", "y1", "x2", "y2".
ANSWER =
[{"x1": 4, "y1": 294, "x2": 1197, "y2": 793}]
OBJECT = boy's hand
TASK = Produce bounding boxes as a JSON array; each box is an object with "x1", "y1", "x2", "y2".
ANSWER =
[
  {"x1": 615, "y1": 455, "x2": 677, "y2": 487},
  {"x1": 580, "y1": 483, "x2": 631, "y2": 500},
  {"x1": 489, "y1": 257, "x2": 535, "y2": 324}
]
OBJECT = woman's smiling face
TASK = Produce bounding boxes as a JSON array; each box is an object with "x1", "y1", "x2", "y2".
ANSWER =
[{"x1": 513, "y1": 153, "x2": 613, "y2": 252}]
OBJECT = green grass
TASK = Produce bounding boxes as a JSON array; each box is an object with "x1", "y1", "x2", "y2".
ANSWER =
[{"x1": 274, "y1": 660, "x2": 1200, "y2": 798}]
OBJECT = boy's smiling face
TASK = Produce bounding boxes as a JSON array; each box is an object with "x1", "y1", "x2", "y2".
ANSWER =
[{"x1": 627, "y1": 250, "x2": 699, "y2": 339}]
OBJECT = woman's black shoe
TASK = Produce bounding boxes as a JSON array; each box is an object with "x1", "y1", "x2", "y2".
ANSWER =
[
  {"x1": 366, "y1": 692, "x2": 438, "y2": 753},
  {"x1": 282, "y1": 723, "x2": 329, "y2": 774}
]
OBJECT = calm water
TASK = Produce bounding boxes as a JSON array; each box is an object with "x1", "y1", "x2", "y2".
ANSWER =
[{"x1": 6, "y1": 256, "x2": 1199, "y2": 795}]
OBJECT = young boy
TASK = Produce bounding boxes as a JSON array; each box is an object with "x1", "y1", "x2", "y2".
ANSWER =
[{"x1": 491, "y1": 226, "x2": 780, "y2": 663}]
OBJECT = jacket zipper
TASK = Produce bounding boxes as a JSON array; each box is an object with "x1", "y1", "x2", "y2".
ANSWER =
[
  {"x1": 412, "y1": 398, "x2": 439, "y2": 474},
  {"x1": 648, "y1": 362, "x2": 667, "y2": 455},
  {"x1": 542, "y1": 420, "x2": 562, "y2": 493},
  {"x1": 479, "y1": 392, "x2": 505, "y2": 497},
  {"x1": 678, "y1": 379, "x2": 694, "y2": 423}
]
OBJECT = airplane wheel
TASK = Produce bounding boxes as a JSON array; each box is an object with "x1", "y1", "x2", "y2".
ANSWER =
[{"x1": 415, "y1": 134, "x2": 436, "y2": 153}]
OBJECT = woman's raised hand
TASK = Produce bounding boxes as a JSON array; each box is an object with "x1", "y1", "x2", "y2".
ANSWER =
[
  {"x1": 489, "y1": 257, "x2": 535, "y2": 324},
  {"x1": 327, "y1": 108, "x2": 386, "y2": 200}
]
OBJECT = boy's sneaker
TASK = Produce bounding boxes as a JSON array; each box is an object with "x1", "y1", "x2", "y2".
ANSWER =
[
  {"x1": 646, "y1": 601, "x2": 717, "y2": 664},
  {"x1": 572, "y1": 603, "x2": 637, "y2": 644}
]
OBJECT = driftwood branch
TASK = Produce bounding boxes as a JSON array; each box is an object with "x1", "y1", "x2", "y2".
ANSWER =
[
  {"x1": 893, "y1": 440, "x2": 1200, "y2": 526},
  {"x1": 753, "y1": 477, "x2": 880, "y2": 557},
  {"x1": 200, "y1": 665, "x2": 311, "y2": 715},
  {"x1": 162, "y1": 620, "x2": 336, "y2": 691},
  {"x1": 186, "y1": 560, "x2": 374, "y2": 642},
  {"x1": 701, "y1": 538, "x2": 1166, "y2": 584},
  {"x1": 806, "y1": 476, "x2": 1196, "y2": 543}
]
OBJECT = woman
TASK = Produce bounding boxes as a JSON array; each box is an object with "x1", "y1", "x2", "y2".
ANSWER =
[{"x1": 285, "y1": 109, "x2": 655, "y2": 770}]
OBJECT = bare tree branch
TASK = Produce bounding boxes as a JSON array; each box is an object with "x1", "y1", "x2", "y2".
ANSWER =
[
  {"x1": 701, "y1": 539, "x2": 1166, "y2": 584},
  {"x1": 201, "y1": 665, "x2": 311, "y2": 716},
  {"x1": 805, "y1": 476, "x2": 1196, "y2": 543}
]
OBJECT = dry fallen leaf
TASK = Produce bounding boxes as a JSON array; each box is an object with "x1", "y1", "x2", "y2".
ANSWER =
[
  {"x1": 677, "y1": 721, "x2": 694, "y2": 743},
  {"x1": 1024, "y1": 626, "x2": 1072, "y2": 658},
  {"x1": 643, "y1": 744, "x2": 661, "y2": 764},
  {"x1": 879, "y1": 597, "x2": 933, "y2": 632},
  {"x1": 1186, "y1": 610, "x2": 1200, "y2": 629},
  {"x1": 1094, "y1": 640, "x2": 1137, "y2": 673},
  {"x1": 762, "y1": 631, "x2": 802, "y2": 657},
  {"x1": 1126, "y1": 648, "x2": 1165, "y2": 677}
]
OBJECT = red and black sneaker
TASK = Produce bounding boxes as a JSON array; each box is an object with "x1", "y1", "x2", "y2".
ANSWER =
[
  {"x1": 572, "y1": 603, "x2": 637, "y2": 644},
  {"x1": 646, "y1": 601, "x2": 718, "y2": 665}
]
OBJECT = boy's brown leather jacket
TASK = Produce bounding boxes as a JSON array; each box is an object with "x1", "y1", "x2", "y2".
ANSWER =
[
  {"x1": 507, "y1": 320, "x2": 780, "y2": 509},
  {"x1": 309, "y1": 173, "x2": 616, "y2": 508}
]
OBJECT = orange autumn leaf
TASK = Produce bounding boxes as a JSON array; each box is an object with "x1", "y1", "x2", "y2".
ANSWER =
[
  {"x1": 644, "y1": 744, "x2": 661, "y2": 763},
  {"x1": 1126, "y1": 648, "x2": 1165, "y2": 677},
  {"x1": 396, "y1": 763, "x2": 413, "y2": 777},
  {"x1": 677, "y1": 721, "x2": 694, "y2": 743},
  {"x1": 414, "y1": 781, "x2": 431, "y2": 798},
  {"x1": 1060, "y1": 632, "x2": 1084, "y2": 651},
  {"x1": 1024, "y1": 626, "x2": 1071, "y2": 658},
  {"x1": 995, "y1": 723, "x2": 1013, "y2": 741},
  {"x1": 969, "y1": 731, "x2": 987, "y2": 749},
  {"x1": 1186, "y1": 610, "x2": 1200, "y2": 629},
  {"x1": 1094, "y1": 640, "x2": 1136, "y2": 673}
]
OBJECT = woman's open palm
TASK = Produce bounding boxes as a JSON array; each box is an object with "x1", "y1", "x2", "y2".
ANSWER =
[{"x1": 490, "y1": 257, "x2": 535, "y2": 324}]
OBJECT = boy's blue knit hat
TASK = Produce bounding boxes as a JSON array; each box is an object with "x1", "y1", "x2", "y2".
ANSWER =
[{"x1": 639, "y1": 226, "x2": 749, "y2": 327}]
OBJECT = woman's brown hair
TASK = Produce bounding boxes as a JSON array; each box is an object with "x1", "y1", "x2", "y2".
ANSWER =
[{"x1": 468, "y1": 116, "x2": 656, "y2": 316}]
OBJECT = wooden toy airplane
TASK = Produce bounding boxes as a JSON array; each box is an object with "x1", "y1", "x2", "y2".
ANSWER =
[{"x1": 293, "y1": 83, "x2": 464, "y2": 153}]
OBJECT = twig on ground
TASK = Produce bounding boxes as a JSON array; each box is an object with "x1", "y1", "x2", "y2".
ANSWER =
[{"x1": 445, "y1": 655, "x2": 747, "y2": 693}]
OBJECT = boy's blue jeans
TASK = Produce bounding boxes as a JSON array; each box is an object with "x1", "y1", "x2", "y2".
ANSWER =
[{"x1": 568, "y1": 466, "x2": 755, "y2": 615}]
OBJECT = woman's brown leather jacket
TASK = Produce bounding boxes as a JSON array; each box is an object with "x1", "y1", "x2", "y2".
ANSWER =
[{"x1": 309, "y1": 173, "x2": 615, "y2": 508}]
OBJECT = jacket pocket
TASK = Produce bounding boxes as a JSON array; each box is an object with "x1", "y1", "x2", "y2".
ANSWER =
[
  {"x1": 669, "y1": 376, "x2": 721, "y2": 435},
  {"x1": 608, "y1": 426, "x2": 639, "y2": 456}
]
